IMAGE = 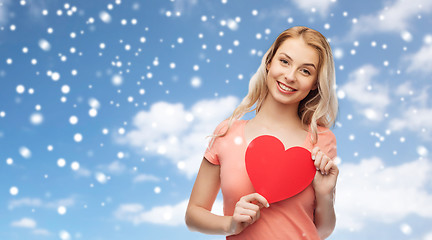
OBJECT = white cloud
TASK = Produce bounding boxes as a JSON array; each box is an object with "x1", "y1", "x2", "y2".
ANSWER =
[
  {"x1": 425, "y1": 231, "x2": 432, "y2": 240},
  {"x1": 172, "y1": 0, "x2": 198, "y2": 15},
  {"x1": 335, "y1": 157, "x2": 432, "y2": 231},
  {"x1": 114, "y1": 200, "x2": 188, "y2": 226},
  {"x1": 388, "y1": 80, "x2": 431, "y2": 138},
  {"x1": 8, "y1": 198, "x2": 42, "y2": 210},
  {"x1": 395, "y1": 82, "x2": 414, "y2": 96},
  {"x1": 389, "y1": 107, "x2": 432, "y2": 139},
  {"x1": 114, "y1": 199, "x2": 223, "y2": 226},
  {"x1": 340, "y1": 65, "x2": 390, "y2": 121},
  {"x1": 116, "y1": 96, "x2": 239, "y2": 178},
  {"x1": 11, "y1": 218, "x2": 37, "y2": 228},
  {"x1": 291, "y1": 0, "x2": 335, "y2": 16},
  {"x1": 411, "y1": 86, "x2": 431, "y2": 108},
  {"x1": 76, "y1": 162, "x2": 124, "y2": 179},
  {"x1": 9, "y1": 197, "x2": 75, "y2": 210},
  {"x1": 99, "y1": 160, "x2": 127, "y2": 175},
  {"x1": 255, "y1": 7, "x2": 292, "y2": 21},
  {"x1": 348, "y1": 0, "x2": 432, "y2": 39},
  {"x1": 405, "y1": 43, "x2": 432, "y2": 75},
  {"x1": 75, "y1": 166, "x2": 92, "y2": 177},
  {"x1": 45, "y1": 197, "x2": 75, "y2": 209},
  {"x1": 133, "y1": 174, "x2": 160, "y2": 183},
  {"x1": 10, "y1": 217, "x2": 51, "y2": 236},
  {"x1": 32, "y1": 228, "x2": 51, "y2": 236}
]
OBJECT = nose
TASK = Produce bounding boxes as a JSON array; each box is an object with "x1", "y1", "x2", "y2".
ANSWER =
[{"x1": 284, "y1": 67, "x2": 296, "y2": 82}]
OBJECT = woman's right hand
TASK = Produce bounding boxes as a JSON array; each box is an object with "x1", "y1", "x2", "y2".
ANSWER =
[{"x1": 227, "y1": 193, "x2": 270, "y2": 236}]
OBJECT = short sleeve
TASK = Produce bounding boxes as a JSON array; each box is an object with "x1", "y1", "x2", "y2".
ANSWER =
[
  {"x1": 316, "y1": 127, "x2": 337, "y2": 160},
  {"x1": 204, "y1": 119, "x2": 229, "y2": 165}
]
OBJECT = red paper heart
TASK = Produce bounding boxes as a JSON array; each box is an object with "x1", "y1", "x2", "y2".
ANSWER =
[{"x1": 245, "y1": 135, "x2": 316, "y2": 204}]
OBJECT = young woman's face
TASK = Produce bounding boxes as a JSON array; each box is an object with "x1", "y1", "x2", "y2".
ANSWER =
[{"x1": 266, "y1": 37, "x2": 319, "y2": 107}]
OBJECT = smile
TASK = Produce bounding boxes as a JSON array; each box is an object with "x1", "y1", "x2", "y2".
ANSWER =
[{"x1": 277, "y1": 81, "x2": 297, "y2": 93}]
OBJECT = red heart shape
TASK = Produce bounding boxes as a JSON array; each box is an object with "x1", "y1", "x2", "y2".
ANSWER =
[{"x1": 245, "y1": 135, "x2": 316, "y2": 204}]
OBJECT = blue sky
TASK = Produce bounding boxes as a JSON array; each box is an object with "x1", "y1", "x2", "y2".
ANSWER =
[{"x1": 1, "y1": 0, "x2": 432, "y2": 239}]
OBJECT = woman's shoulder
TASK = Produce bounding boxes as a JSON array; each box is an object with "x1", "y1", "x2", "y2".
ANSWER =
[
  {"x1": 315, "y1": 125, "x2": 337, "y2": 158},
  {"x1": 212, "y1": 118, "x2": 245, "y2": 135},
  {"x1": 316, "y1": 125, "x2": 336, "y2": 139}
]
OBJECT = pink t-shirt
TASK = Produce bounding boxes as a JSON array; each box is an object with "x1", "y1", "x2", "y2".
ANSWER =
[{"x1": 204, "y1": 119, "x2": 337, "y2": 240}]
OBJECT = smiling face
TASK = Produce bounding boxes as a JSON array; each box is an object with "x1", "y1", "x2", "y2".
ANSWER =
[{"x1": 265, "y1": 37, "x2": 319, "y2": 107}]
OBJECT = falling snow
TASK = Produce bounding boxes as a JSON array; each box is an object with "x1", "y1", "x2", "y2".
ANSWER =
[
  {"x1": 1, "y1": 0, "x2": 431, "y2": 239},
  {"x1": 9, "y1": 186, "x2": 19, "y2": 196}
]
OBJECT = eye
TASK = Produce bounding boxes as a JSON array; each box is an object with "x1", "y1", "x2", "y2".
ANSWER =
[
  {"x1": 301, "y1": 69, "x2": 311, "y2": 75},
  {"x1": 280, "y1": 59, "x2": 289, "y2": 65}
]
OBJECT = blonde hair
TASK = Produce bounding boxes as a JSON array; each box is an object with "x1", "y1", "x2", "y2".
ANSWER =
[{"x1": 208, "y1": 26, "x2": 338, "y2": 148}]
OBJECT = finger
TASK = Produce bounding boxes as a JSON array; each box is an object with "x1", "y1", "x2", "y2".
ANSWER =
[
  {"x1": 328, "y1": 162, "x2": 339, "y2": 176},
  {"x1": 324, "y1": 160, "x2": 334, "y2": 175},
  {"x1": 314, "y1": 150, "x2": 324, "y2": 170},
  {"x1": 251, "y1": 200, "x2": 265, "y2": 209},
  {"x1": 237, "y1": 201, "x2": 260, "y2": 212},
  {"x1": 251, "y1": 193, "x2": 270, "y2": 208},
  {"x1": 237, "y1": 208, "x2": 258, "y2": 223},
  {"x1": 233, "y1": 213, "x2": 252, "y2": 224},
  {"x1": 311, "y1": 146, "x2": 320, "y2": 160},
  {"x1": 242, "y1": 193, "x2": 269, "y2": 208},
  {"x1": 235, "y1": 201, "x2": 260, "y2": 224},
  {"x1": 319, "y1": 155, "x2": 330, "y2": 174}
]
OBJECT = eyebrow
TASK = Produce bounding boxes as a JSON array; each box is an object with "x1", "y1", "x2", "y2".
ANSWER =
[{"x1": 280, "y1": 53, "x2": 317, "y2": 70}]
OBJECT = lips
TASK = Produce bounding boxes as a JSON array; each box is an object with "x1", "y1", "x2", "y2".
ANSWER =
[{"x1": 277, "y1": 81, "x2": 297, "y2": 92}]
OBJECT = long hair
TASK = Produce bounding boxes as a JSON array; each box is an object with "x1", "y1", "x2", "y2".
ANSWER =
[{"x1": 208, "y1": 26, "x2": 338, "y2": 148}]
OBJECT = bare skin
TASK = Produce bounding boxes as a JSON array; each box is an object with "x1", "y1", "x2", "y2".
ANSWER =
[{"x1": 185, "y1": 37, "x2": 338, "y2": 238}]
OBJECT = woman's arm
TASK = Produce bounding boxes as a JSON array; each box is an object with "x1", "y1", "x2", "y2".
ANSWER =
[
  {"x1": 185, "y1": 157, "x2": 232, "y2": 235},
  {"x1": 314, "y1": 188, "x2": 336, "y2": 239},
  {"x1": 185, "y1": 157, "x2": 270, "y2": 236},
  {"x1": 311, "y1": 146, "x2": 339, "y2": 239}
]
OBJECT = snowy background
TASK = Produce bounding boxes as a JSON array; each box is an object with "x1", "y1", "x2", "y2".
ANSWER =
[{"x1": 1, "y1": 0, "x2": 432, "y2": 239}]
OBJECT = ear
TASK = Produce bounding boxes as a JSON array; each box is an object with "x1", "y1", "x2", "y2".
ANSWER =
[
  {"x1": 311, "y1": 80, "x2": 318, "y2": 90},
  {"x1": 266, "y1": 62, "x2": 270, "y2": 72}
]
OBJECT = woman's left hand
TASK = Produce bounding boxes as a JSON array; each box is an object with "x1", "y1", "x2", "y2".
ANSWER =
[{"x1": 311, "y1": 146, "x2": 339, "y2": 196}]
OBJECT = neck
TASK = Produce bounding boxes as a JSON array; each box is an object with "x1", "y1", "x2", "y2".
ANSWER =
[{"x1": 254, "y1": 93, "x2": 304, "y2": 130}]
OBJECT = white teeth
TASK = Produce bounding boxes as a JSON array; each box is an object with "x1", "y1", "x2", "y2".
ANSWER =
[{"x1": 278, "y1": 82, "x2": 295, "y2": 92}]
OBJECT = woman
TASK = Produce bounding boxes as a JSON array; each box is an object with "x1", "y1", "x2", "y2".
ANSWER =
[{"x1": 185, "y1": 26, "x2": 339, "y2": 239}]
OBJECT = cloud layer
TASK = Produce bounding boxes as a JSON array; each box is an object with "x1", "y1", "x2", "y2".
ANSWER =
[
  {"x1": 10, "y1": 217, "x2": 50, "y2": 236},
  {"x1": 8, "y1": 196, "x2": 75, "y2": 210},
  {"x1": 113, "y1": 199, "x2": 223, "y2": 226},
  {"x1": 348, "y1": 0, "x2": 432, "y2": 39},
  {"x1": 113, "y1": 156, "x2": 432, "y2": 233},
  {"x1": 336, "y1": 157, "x2": 432, "y2": 231},
  {"x1": 340, "y1": 65, "x2": 390, "y2": 121},
  {"x1": 406, "y1": 42, "x2": 432, "y2": 75},
  {"x1": 11, "y1": 218, "x2": 37, "y2": 228},
  {"x1": 292, "y1": 0, "x2": 335, "y2": 16},
  {"x1": 116, "y1": 96, "x2": 239, "y2": 177}
]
